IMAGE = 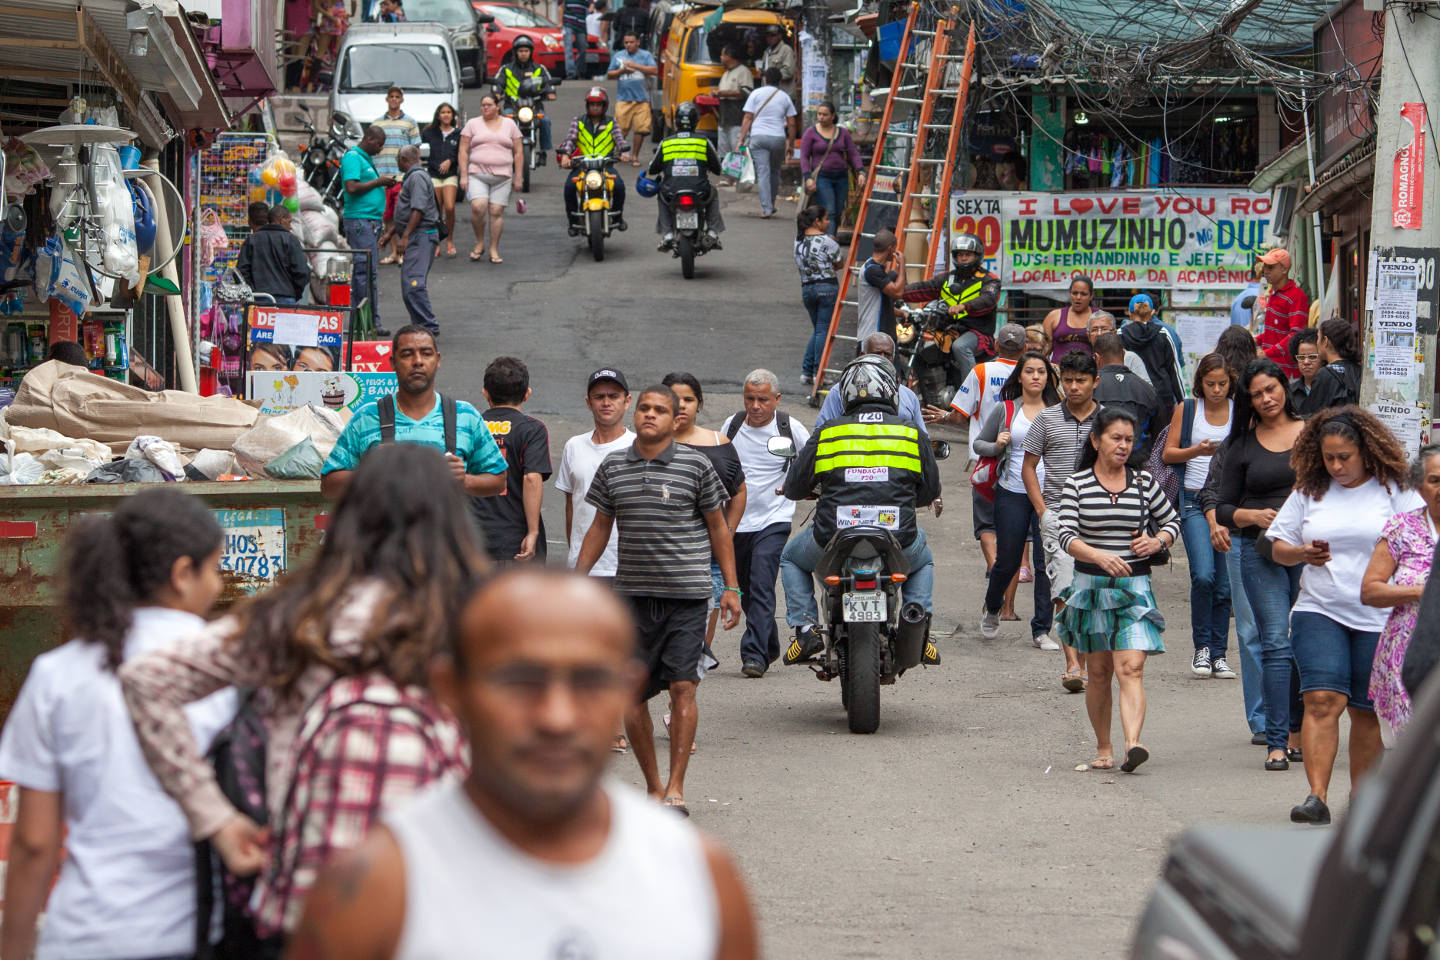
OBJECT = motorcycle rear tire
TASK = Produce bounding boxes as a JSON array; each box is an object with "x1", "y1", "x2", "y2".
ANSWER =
[
  {"x1": 588, "y1": 210, "x2": 605, "y2": 261},
  {"x1": 677, "y1": 232, "x2": 695, "y2": 279},
  {"x1": 521, "y1": 143, "x2": 533, "y2": 193},
  {"x1": 843, "y1": 623, "x2": 881, "y2": 734}
]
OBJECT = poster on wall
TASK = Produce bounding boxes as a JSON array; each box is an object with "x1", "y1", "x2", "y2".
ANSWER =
[
  {"x1": 246, "y1": 370, "x2": 397, "y2": 416},
  {"x1": 946, "y1": 189, "x2": 1274, "y2": 291},
  {"x1": 1392, "y1": 103, "x2": 1427, "y2": 230}
]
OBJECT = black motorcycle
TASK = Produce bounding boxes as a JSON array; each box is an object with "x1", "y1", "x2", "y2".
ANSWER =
[
  {"x1": 296, "y1": 109, "x2": 358, "y2": 216},
  {"x1": 895, "y1": 302, "x2": 968, "y2": 408},
  {"x1": 502, "y1": 77, "x2": 548, "y2": 194},
  {"x1": 768, "y1": 434, "x2": 950, "y2": 734},
  {"x1": 663, "y1": 186, "x2": 717, "y2": 279}
]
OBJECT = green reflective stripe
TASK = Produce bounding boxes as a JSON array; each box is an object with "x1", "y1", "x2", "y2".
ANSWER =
[
  {"x1": 505, "y1": 67, "x2": 544, "y2": 98},
  {"x1": 816, "y1": 437, "x2": 920, "y2": 457},
  {"x1": 817, "y1": 422, "x2": 919, "y2": 442},
  {"x1": 815, "y1": 452, "x2": 923, "y2": 473},
  {"x1": 577, "y1": 121, "x2": 616, "y2": 157}
]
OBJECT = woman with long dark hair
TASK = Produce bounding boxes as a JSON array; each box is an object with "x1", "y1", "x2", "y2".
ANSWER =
[
  {"x1": 422, "y1": 102, "x2": 462, "y2": 257},
  {"x1": 794, "y1": 204, "x2": 840, "y2": 386},
  {"x1": 1217, "y1": 358, "x2": 1307, "y2": 770},
  {"x1": 1054, "y1": 406, "x2": 1180, "y2": 773},
  {"x1": 121, "y1": 445, "x2": 486, "y2": 942},
  {"x1": 1043, "y1": 275, "x2": 1098, "y2": 365},
  {"x1": 0, "y1": 489, "x2": 232, "y2": 960},
  {"x1": 1299, "y1": 317, "x2": 1362, "y2": 416}
]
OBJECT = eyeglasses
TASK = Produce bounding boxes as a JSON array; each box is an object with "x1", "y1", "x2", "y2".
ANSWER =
[
  {"x1": 476, "y1": 664, "x2": 633, "y2": 700},
  {"x1": 1296, "y1": 353, "x2": 1321, "y2": 364}
]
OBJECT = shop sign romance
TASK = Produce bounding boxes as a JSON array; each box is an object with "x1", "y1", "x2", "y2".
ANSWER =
[{"x1": 1393, "y1": 102, "x2": 1427, "y2": 230}]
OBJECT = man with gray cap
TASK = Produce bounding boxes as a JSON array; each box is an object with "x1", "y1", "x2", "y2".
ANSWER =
[
  {"x1": 758, "y1": 24, "x2": 797, "y2": 100},
  {"x1": 380, "y1": 145, "x2": 442, "y2": 335}
]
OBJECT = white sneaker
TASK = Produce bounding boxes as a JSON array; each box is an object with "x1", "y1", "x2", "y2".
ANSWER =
[
  {"x1": 1211, "y1": 656, "x2": 1237, "y2": 679},
  {"x1": 1032, "y1": 633, "x2": 1060, "y2": 650},
  {"x1": 1191, "y1": 648, "x2": 1212, "y2": 677},
  {"x1": 980, "y1": 609, "x2": 1001, "y2": 640}
]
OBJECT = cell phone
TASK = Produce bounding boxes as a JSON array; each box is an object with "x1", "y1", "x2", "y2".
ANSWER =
[{"x1": 1312, "y1": 539, "x2": 1330, "y2": 552}]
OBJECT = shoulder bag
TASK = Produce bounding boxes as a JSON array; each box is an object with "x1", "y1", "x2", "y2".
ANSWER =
[
  {"x1": 968, "y1": 401, "x2": 1015, "y2": 503},
  {"x1": 1129, "y1": 467, "x2": 1171, "y2": 566}
]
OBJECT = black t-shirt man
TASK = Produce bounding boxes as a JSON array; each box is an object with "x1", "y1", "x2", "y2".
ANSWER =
[{"x1": 471, "y1": 408, "x2": 553, "y2": 563}]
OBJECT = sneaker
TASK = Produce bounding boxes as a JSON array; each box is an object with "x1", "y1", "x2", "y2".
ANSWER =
[
  {"x1": 1191, "y1": 648, "x2": 1212, "y2": 677},
  {"x1": 741, "y1": 658, "x2": 766, "y2": 678},
  {"x1": 800, "y1": 373, "x2": 814, "y2": 386},
  {"x1": 922, "y1": 640, "x2": 941, "y2": 665},
  {"x1": 783, "y1": 624, "x2": 823, "y2": 665},
  {"x1": 1211, "y1": 656, "x2": 1236, "y2": 679},
  {"x1": 658, "y1": 232, "x2": 674, "y2": 251},
  {"x1": 1032, "y1": 633, "x2": 1060, "y2": 651},
  {"x1": 980, "y1": 609, "x2": 1001, "y2": 640}
]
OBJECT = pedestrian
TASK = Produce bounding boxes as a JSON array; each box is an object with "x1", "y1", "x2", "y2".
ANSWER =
[
  {"x1": 611, "y1": 0, "x2": 648, "y2": 49},
  {"x1": 376, "y1": 0, "x2": 405, "y2": 20},
  {"x1": 1266, "y1": 406, "x2": 1418, "y2": 824},
  {"x1": 757, "y1": 23, "x2": 796, "y2": 100},
  {"x1": 1054, "y1": 407, "x2": 1180, "y2": 774},
  {"x1": 794, "y1": 204, "x2": 840, "y2": 386},
  {"x1": 737, "y1": 68, "x2": 797, "y2": 219},
  {"x1": 237, "y1": 202, "x2": 309, "y2": 304},
  {"x1": 1256, "y1": 248, "x2": 1310, "y2": 379},
  {"x1": 1162, "y1": 352, "x2": 1235, "y2": 679},
  {"x1": 714, "y1": 45, "x2": 753, "y2": 176},
  {"x1": 587, "y1": 0, "x2": 606, "y2": 49},
  {"x1": 1019, "y1": 349, "x2": 1101, "y2": 690},
  {"x1": 421, "y1": 102, "x2": 462, "y2": 258},
  {"x1": 1085, "y1": 309, "x2": 1150, "y2": 383},
  {"x1": 858, "y1": 227, "x2": 905, "y2": 343},
  {"x1": 1298, "y1": 317, "x2": 1361, "y2": 416},
  {"x1": 458, "y1": 93, "x2": 523, "y2": 264},
  {"x1": 800, "y1": 101, "x2": 864, "y2": 235},
  {"x1": 1216, "y1": 358, "x2": 1306, "y2": 771},
  {"x1": 576, "y1": 384, "x2": 742, "y2": 816},
  {"x1": 310, "y1": 0, "x2": 350, "y2": 68},
  {"x1": 1043, "y1": 275, "x2": 1098, "y2": 365},
  {"x1": 555, "y1": 368, "x2": 635, "y2": 579},
  {"x1": 1231, "y1": 259, "x2": 1263, "y2": 326},
  {"x1": 320, "y1": 325, "x2": 506, "y2": 500},
  {"x1": 606, "y1": 32, "x2": 658, "y2": 164},
  {"x1": 562, "y1": 0, "x2": 588, "y2": 79},
  {"x1": 1288, "y1": 327, "x2": 1321, "y2": 408},
  {"x1": 0, "y1": 489, "x2": 233, "y2": 960},
  {"x1": 1362, "y1": 444, "x2": 1440, "y2": 741},
  {"x1": 664, "y1": 372, "x2": 747, "y2": 674},
  {"x1": 379, "y1": 146, "x2": 442, "y2": 335},
  {"x1": 289, "y1": 570, "x2": 760, "y2": 960},
  {"x1": 1025, "y1": 323, "x2": 1052, "y2": 363},
  {"x1": 974, "y1": 350, "x2": 1061, "y2": 649},
  {"x1": 721, "y1": 369, "x2": 812, "y2": 676},
  {"x1": 1091, "y1": 332, "x2": 1164, "y2": 464},
  {"x1": 1120, "y1": 293, "x2": 1185, "y2": 407},
  {"x1": 374, "y1": 86, "x2": 422, "y2": 266},
  {"x1": 472, "y1": 356, "x2": 552, "y2": 565},
  {"x1": 341, "y1": 125, "x2": 395, "y2": 336},
  {"x1": 815, "y1": 332, "x2": 928, "y2": 433}
]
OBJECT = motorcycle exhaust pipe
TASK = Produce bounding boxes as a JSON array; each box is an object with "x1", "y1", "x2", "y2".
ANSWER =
[{"x1": 895, "y1": 602, "x2": 929, "y2": 671}]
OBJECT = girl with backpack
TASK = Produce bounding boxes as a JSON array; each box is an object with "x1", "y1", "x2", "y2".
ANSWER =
[{"x1": 0, "y1": 489, "x2": 235, "y2": 960}]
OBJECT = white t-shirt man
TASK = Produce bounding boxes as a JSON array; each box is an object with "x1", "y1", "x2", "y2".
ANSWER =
[
  {"x1": 554, "y1": 429, "x2": 637, "y2": 575},
  {"x1": 950, "y1": 357, "x2": 1017, "y2": 462},
  {"x1": 742, "y1": 85, "x2": 796, "y2": 139},
  {"x1": 720, "y1": 412, "x2": 812, "y2": 533}
]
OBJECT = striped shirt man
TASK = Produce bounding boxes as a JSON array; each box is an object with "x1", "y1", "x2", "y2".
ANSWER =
[
  {"x1": 1056, "y1": 467, "x2": 1180, "y2": 573},
  {"x1": 1022, "y1": 402, "x2": 1101, "y2": 508}
]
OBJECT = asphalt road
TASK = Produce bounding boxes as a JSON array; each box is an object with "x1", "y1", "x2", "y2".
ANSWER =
[{"x1": 378, "y1": 83, "x2": 1345, "y2": 959}]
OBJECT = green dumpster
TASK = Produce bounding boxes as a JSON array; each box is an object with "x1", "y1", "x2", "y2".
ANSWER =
[{"x1": 0, "y1": 481, "x2": 330, "y2": 721}]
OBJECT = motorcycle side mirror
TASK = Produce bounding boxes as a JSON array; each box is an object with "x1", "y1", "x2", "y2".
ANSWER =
[
  {"x1": 317, "y1": 68, "x2": 334, "y2": 87},
  {"x1": 767, "y1": 436, "x2": 795, "y2": 459},
  {"x1": 461, "y1": 65, "x2": 478, "y2": 85},
  {"x1": 931, "y1": 440, "x2": 951, "y2": 460}
]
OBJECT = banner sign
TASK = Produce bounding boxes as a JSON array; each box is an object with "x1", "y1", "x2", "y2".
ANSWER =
[
  {"x1": 248, "y1": 304, "x2": 346, "y2": 348},
  {"x1": 246, "y1": 370, "x2": 397, "y2": 416},
  {"x1": 1393, "y1": 102, "x2": 1427, "y2": 230},
  {"x1": 948, "y1": 189, "x2": 1274, "y2": 290}
]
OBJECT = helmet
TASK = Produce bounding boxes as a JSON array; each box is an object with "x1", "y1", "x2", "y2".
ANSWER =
[
  {"x1": 585, "y1": 86, "x2": 609, "y2": 111},
  {"x1": 951, "y1": 232, "x2": 983, "y2": 259},
  {"x1": 635, "y1": 174, "x2": 659, "y2": 197},
  {"x1": 836, "y1": 355, "x2": 899, "y2": 414},
  {"x1": 512, "y1": 35, "x2": 534, "y2": 52},
  {"x1": 674, "y1": 101, "x2": 700, "y2": 132}
]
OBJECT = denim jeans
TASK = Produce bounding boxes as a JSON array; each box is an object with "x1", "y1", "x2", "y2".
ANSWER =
[
  {"x1": 813, "y1": 171, "x2": 849, "y2": 234},
  {"x1": 949, "y1": 329, "x2": 980, "y2": 386},
  {"x1": 1227, "y1": 547, "x2": 1265, "y2": 734},
  {"x1": 749, "y1": 134, "x2": 786, "y2": 215},
  {"x1": 1180, "y1": 490, "x2": 1231, "y2": 657},
  {"x1": 1238, "y1": 536, "x2": 1303, "y2": 750},
  {"x1": 342, "y1": 217, "x2": 383, "y2": 328},
  {"x1": 801, "y1": 280, "x2": 838, "y2": 377},
  {"x1": 984, "y1": 486, "x2": 1052, "y2": 637},
  {"x1": 562, "y1": 24, "x2": 585, "y2": 78},
  {"x1": 734, "y1": 521, "x2": 790, "y2": 665},
  {"x1": 780, "y1": 524, "x2": 933, "y2": 627},
  {"x1": 1290, "y1": 610, "x2": 1381, "y2": 710}
]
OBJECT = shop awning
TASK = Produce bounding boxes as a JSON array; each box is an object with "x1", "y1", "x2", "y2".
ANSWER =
[
  {"x1": 1249, "y1": 138, "x2": 1309, "y2": 192},
  {"x1": 1293, "y1": 135, "x2": 1375, "y2": 219}
]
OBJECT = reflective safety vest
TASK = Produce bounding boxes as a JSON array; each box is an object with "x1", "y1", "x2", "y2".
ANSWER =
[
  {"x1": 660, "y1": 133, "x2": 709, "y2": 163},
  {"x1": 939, "y1": 274, "x2": 986, "y2": 311},
  {"x1": 503, "y1": 65, "x2": 544, "y2": 100},
  {"x1": 805, "y1": 411, "x2": 929, "y2": 547},
  {"x1": 814, "y1": 420, "x2": 924, "y2": 476},
  {"x1": 576, "y1": 120, "x2": 617, "y2": 158}
]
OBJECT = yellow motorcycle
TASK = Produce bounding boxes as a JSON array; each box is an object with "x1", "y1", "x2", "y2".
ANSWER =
[{"x1": 569, "y1": 155, "x2": 622, "y2": 262}]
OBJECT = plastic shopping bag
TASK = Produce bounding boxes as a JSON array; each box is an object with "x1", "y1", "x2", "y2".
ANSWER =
[
  {"x1": 721, "y1": 150, "x2": 747, "y2": 181},
  {"x1": 736, "y1": 149, "x2": 756, "y2": 193}
]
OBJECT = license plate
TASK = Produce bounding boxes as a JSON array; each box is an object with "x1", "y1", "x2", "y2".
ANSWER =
[
  {"x1": 842, "y1": 591, "x2": 886, "y2": 622},
  {"x1": 676, "y1": 211, "x2": 699, "y2": 230}
]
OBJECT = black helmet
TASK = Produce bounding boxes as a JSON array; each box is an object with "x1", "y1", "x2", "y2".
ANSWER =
[
  {"x1": 836, "y1": 355, "x2": 899, "y2": 414},
  {"x1": 951, "y1": 232, "x2": 983, "y2": 260},
  {"x1": 675, "y1": 101, "x2": 700, "y2": 132},
  {"x1": 512, "y1": 35, "x2": 535, "y2": 52}
]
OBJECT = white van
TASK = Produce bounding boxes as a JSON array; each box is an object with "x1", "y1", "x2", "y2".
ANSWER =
[{"x1": 331, "y1": 23, "x2": 468, "y2": 134}]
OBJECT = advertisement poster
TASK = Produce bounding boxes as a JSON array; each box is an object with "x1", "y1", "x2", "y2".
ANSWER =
[
  {"x1": 948, "y1": 189, "x2": 1273, "y2": 290},
  {"x1": 246, "y1": 370, "x2": 397, "y2": 415},
  {"x1": 1393, "y1": 102, "x2": 1427, "y2": 230},
  {"x1": 248, "y1": 304, "x2": 346, "y2": 348},
  {"x1": 347, "y1": 340, "x2": 394, "y2": 372}
]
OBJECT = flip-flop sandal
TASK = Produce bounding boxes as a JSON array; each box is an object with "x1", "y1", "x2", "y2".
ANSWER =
[
  {"x1": 611, "y1": 735, "x2": 628, "y2": 754},
  {"x1": 1121, "y1": 746, "x2": 1150, "y2": 773},
  {"x1": 490, "y1": 255, "x2": 504, "y2": 264},
  {"x1": 378, "y1": 255, "x2": 397, "y2": 265},
  {"x1": 1077, "y1": 757, "x2": 1114, "y2": 771},
  {"x1": 468, "y1": 249, "x2": 485, "y2": 262},
  {"x1": 1061, "y1": 671, "x2": 1086, "y2": 693},
  {"x1": 663, "y1": 797, "x2": 690, "y2": 817}
]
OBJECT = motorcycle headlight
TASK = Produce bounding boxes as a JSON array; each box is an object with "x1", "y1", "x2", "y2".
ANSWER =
[
  {"x1": 895, "y1": 322, "x2": 917, "y2": 345},
  {"x1": 584, "y1": 170, "x2": 604, "y2": 190},
  {"x1": 518, "y1": 106, "x2": 534, "y2": 123}
]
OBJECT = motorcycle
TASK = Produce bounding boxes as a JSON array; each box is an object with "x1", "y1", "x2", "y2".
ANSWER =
[
  {"x1": 502, "y1": 77, "x2": 548, "y2": 194},
  {"x1": 295, "y1": 108, "x2": 358, "y2": 216},
  {"x1": 567, "y1": 155, "x2": 623, "y2": 262},
  {"x1": 767, "y1": 434, "x2": 951, "y2": 734},
  {"x1": 896, "y1": 301, "x2": 978, "y2": 408},
  {"x1": 662, "y1": 185, "x2": 717, "y2": 280}
]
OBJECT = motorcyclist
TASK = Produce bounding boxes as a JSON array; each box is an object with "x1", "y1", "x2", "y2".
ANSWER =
[
  {"x1": 901, "y1": 231, "x2": 1001, "y2": 385},
  {"x1": 645, "y1": 101, "x2": 724, "y2": 251},
  {"x1": 558, "y1": 86, "x2": 630, "y2": 234},
  {"x1": 778, "y1": 355, "x2": 942, "y2": 666},
  {"x1": 493, "y1": 36, "x2": 555, "y2": 164}
]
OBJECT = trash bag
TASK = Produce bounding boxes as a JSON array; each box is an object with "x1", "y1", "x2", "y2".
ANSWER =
[
  {"x1": 84, "y1": 458, "x2": 172, "y2": 483},
  {"x1": 264, "y1": 436, "x2": 323, "y2": 479},
  {"x1": 126, "y1": 435, "x2": 187, "y2": 481},
  {"x1": 0, "y1": 446, "x2": 44, "y2": 484}
]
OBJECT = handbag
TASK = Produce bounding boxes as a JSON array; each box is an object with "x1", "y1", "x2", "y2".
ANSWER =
[
  {"x1": 1130, "y1": 467, "x2": 1171, "y2": 566},
  {"x1": 968, "y1": 401, "x2": 1015, "y2": 503}
]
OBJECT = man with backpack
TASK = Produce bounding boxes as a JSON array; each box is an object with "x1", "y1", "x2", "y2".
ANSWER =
[
  {"x1": 320, "y1": 325, "x2": 506, "y2": 499},
  {"x1": 379, "y1": 146, "x2": 444, "y2": 336},
  {"x1": 720, "y1": 369, "x2": 811, "y2": 677}
]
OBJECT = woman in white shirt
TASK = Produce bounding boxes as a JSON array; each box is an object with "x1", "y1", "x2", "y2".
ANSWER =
[
  {"x1": 0, "y1": 488, "x2": 234, "y2": 960},
  {"x1": 1162, "y1": 353, "x2": 1235, "y2": 679},
  {"x1": 1266, "y1": 406, "x2": 1419, "y2": 826},
  {"x1": 973, "y1": 350, "x2": 1062, "y2": 649},
  {"x1": 737, "y1": 67, "x2": 797, "y2": 217}
]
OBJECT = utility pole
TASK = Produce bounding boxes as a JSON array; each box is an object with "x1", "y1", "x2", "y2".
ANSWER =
[{"x1": 1359, "y1": 1, "x2": 1440, "y2": 455}]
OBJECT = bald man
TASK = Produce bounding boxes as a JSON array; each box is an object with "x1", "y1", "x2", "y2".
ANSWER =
[
  {"x1": 382, "y1": 144, "x2": 443, "y2": 335},
  {"x1": 289, "y1": 570, "x2": 757, "y2": 960}
]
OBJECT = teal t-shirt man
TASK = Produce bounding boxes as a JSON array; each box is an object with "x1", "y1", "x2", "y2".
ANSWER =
[
  {"x1": 323, "y1": 394, "x2": 507, "y2": 476},
  {"x1": 340, "y1": 145, "x2": 386, "y2": 220}
]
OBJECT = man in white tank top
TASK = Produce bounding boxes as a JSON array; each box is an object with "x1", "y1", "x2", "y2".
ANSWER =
[{"x1": 288, "y1": 569, "x2": 759, "y2": 960}]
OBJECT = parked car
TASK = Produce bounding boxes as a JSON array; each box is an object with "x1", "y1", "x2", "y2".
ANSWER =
[
  {"x1": 1130, "y1": 667, "x2": 1440, "y2": 959},
  {"x1": 655, "y1": 6, "x2": 787, "y2": 138},
  {"x1": 473, "y1": 1, "x2": 610, "y2": 79},
  {"x1": 392, "y1": 0, "x2": 493, "y2": 86},
  {"x1": 331, "y1": 24, "x2": 466, "y2": 136}
]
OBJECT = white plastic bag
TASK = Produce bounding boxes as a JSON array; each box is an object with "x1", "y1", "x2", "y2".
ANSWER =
[
  {"x1": 125, "y1": 435, "x2": 186, "y2": 481},
  {"x1": 188, "y1": 448, "x2": 242, "y2": 480},
  {"x1": 736, "y1": 149, "x2": 756, "y2": 193},
  {"x1": 232, "y1": 404, "x2": 344, "y2": 477},
  {"x1": 93, "y1": 143, "x2": 139, "y2": 284},
  {"x1": 0, "y1": 441, "x2": 44, "y2": 485}
]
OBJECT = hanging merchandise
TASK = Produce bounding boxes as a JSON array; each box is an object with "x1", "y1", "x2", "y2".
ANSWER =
[
  {"x1": 198, "y1": 208, "x2": 230, "y2": 268},
  {"x1": 92, "y1": 143, "x2": 139, "y2": 284}
]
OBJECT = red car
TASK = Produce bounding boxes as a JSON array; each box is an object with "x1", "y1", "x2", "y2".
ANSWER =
[{"x1": 474, "y1": 2, "x2": 611, "y2": 80}]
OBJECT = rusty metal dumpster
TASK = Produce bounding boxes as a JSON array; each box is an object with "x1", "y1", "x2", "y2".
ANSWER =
[{"x1": 0, "y1": 481, "x2": 330, "y2": 720}]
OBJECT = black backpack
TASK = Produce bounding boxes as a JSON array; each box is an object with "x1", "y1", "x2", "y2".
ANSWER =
[
  {"x1": 724, "y1": 410, "x2": 792, "y2": 441},
  {"x1": 378, "y1": 394, "x2": 458, "y2": 455}
]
